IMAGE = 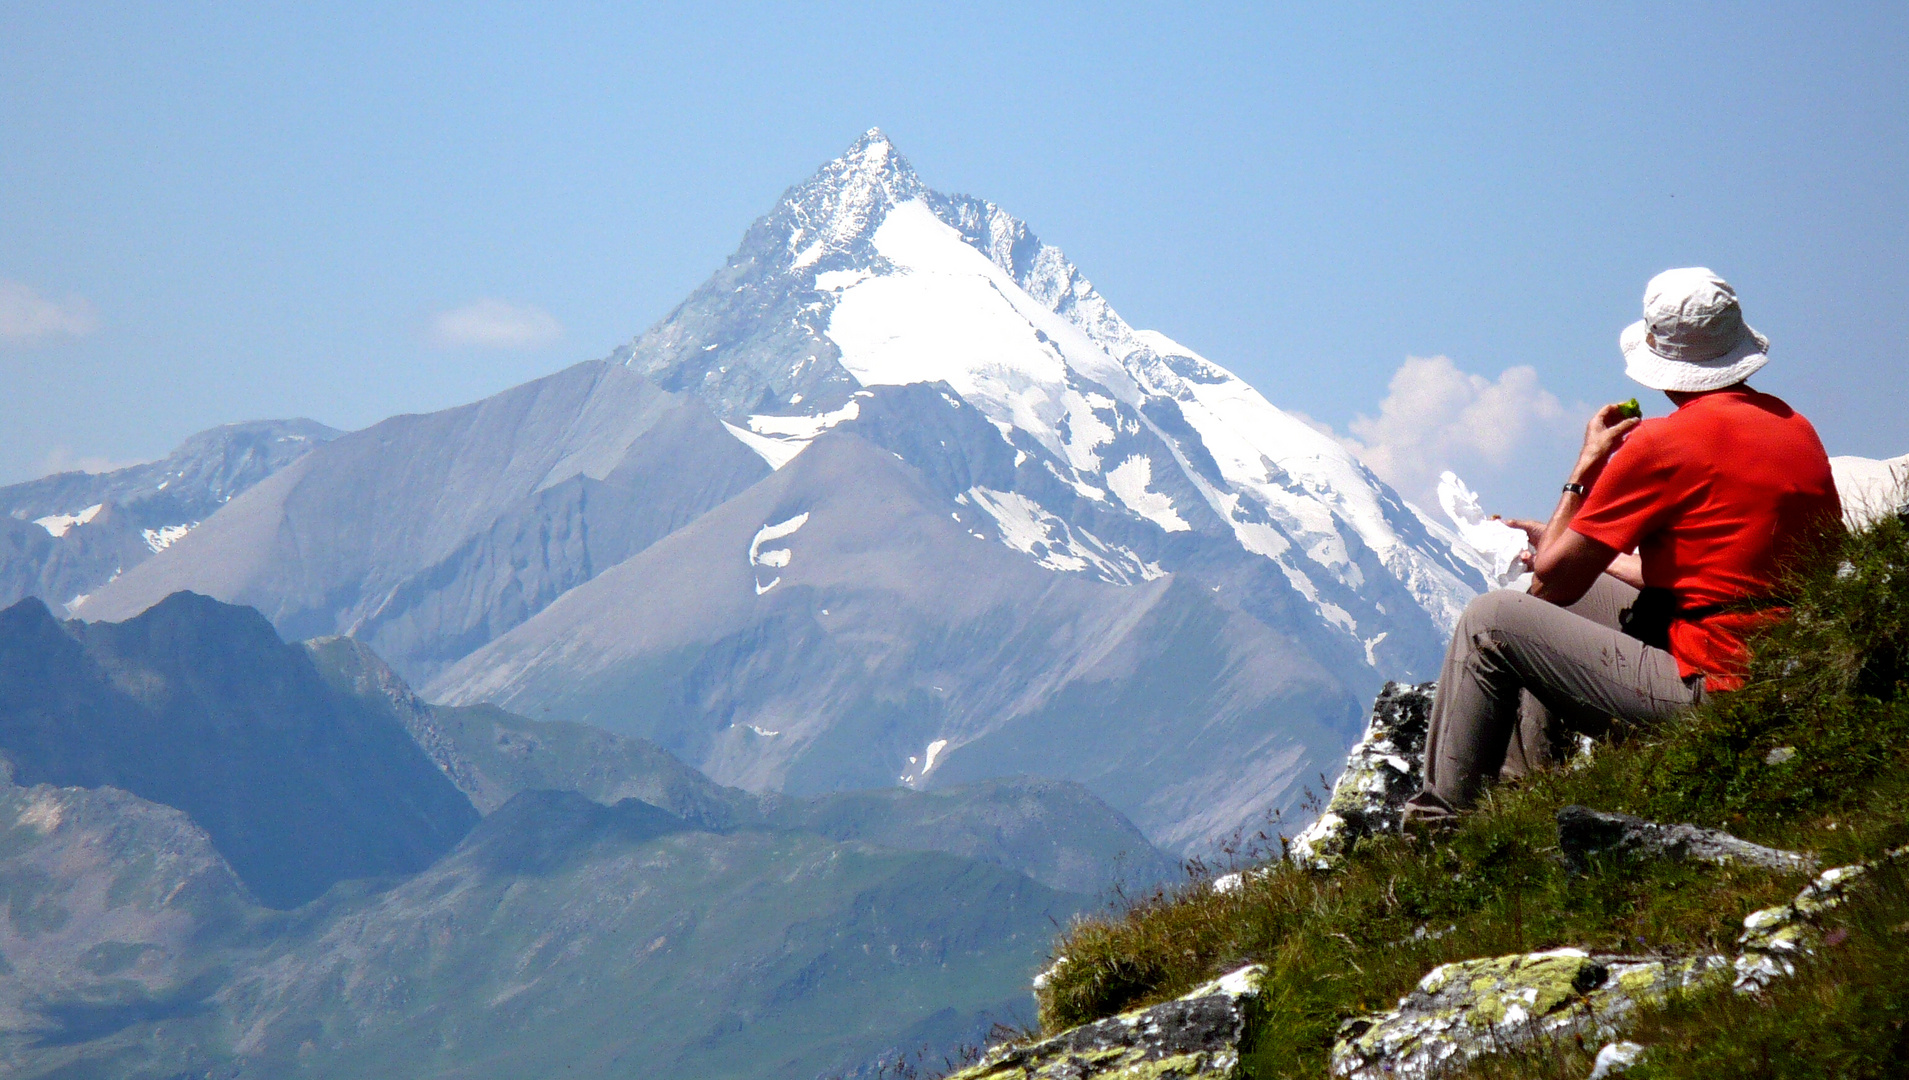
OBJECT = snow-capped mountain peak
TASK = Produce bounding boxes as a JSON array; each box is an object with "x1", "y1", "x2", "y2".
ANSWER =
[
  {"x1": 781, "y1": 128, "x2": 927, "y2": 272},
  {"x1": 616, "y1": 132, "x2": 1488, "y2": 678}
]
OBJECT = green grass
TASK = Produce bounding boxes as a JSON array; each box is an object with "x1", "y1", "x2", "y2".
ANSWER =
[{"x1": 1036, "y1": 511, "x2": 1909, "y2": 1078}]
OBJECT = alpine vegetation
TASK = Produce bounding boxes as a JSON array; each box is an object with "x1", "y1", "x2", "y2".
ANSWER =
[{"x1": 1030, "y1": 508, "x2": 1909, "y2": 1078}]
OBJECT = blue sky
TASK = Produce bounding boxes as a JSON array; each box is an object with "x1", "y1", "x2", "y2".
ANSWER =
[{"x1": 3, "y1": 2, "x2": 1904, "y2": 513}]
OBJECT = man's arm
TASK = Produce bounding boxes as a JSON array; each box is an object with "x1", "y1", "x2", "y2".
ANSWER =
[
  {"x1": 1603, "y1": 551, "x2": 1645, "y2": 589},
  {"x1": 1529, "y1": 528, "x2": 1619, "y2": 605},
  {"x1": 1509, "y1": 403, "x2": 1641, "y2": 606}
]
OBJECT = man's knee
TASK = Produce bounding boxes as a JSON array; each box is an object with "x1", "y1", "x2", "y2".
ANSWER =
[{"x1": 1455, "y1": 589, "x2": 1532, "y2": 641}]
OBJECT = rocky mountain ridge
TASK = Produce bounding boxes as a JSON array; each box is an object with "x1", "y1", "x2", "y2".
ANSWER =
[{"x1": 0, "y1": 419, "x2": 337, "y2": 614}]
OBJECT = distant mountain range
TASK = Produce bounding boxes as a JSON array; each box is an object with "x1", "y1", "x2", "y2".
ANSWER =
[
  {"x1": 23, "y1": 131, "x2": 1898, "y2": 857},
  {"x1": 58, "y1": 132, "x2": 1506, "y2": 856},
  {"x1": 0, "y1": 592, "x2": 1170, "y2": 1079},
  {"x1": 0, "y1": 420, "x2": 339, "y2": 615}
]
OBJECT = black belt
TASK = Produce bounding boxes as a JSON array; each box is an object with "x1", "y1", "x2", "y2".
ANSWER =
[
  {"x1": 1620, "y1": 587, "x2": 1792, "y2": 651},
  {"x1": 1677, "y1": 595, "x2": 1795, "y2": 621}
]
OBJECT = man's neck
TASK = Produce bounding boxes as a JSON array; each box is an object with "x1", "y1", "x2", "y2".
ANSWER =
[{"x1": 1666, "y1": 382, "x2": 1751, "y2": 408}]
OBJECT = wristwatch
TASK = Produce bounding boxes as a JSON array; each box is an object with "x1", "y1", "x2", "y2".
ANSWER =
[{"x1": 1562, "y1": 482, "x2": 1589, "y2": 496}]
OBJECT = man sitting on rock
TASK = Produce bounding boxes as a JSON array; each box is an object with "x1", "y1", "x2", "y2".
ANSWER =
[{"x1": 1400, "y1": 268, "x2": 1843, "y2": 827}]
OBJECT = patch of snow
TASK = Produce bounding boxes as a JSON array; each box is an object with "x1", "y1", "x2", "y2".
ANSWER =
[
  {"x1": 813, "y1": 268, "x2": 871, "y2": 291},
  {"x1": 747, "y1": 512, "x2": 810, "y2": 596},
  {"x1": 17, "y1": 794, "x2": 62, "y2": 834},
  {"x1": 35, "y1": 503, "x2": 102, "y2": 537},
  {"x1": 921, "y1": 738, "x2": 948, "y2": 773},
  {"x1": 751, "y1": 513, "x2": 810, "y2": 551},
  {"x1": 142, "y1": 522, "x2": 193, "y2": 553},
  {"x1": 791, "y1": 240, "x2": 826, "y2": 271},
  {"x1": 966, "y1": 486, "x2": 1156, "y2": 584},
  {"x1": 722, "y1": 421, "x2": 809, "y2": 470},
  {"x1": 1105, "y1": 455, "x2": 1190, "y2": 532},
  {"x1": 747, "y1": 399, "x2": 861, "y2": 439},
  {"x1": 824, "y1": 199, "x2": 1141, "y2": 471},
  {"x1": 1363, "y1": 631, "x2": 1388, "y2": 667}
]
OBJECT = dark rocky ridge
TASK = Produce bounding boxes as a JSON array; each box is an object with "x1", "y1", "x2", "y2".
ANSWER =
[
  {"x1": 0, "y1": 591, "x2": 478, "y2": 908},
  {"x1": 310, "y1": 633, "x2": 1181, "y2": 895}
]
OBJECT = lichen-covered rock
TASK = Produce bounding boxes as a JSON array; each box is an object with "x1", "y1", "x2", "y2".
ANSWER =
[
  {"x1": 1556, "y1": 805, "x2": 1819, "y2": 874},
  {"x1": 951, "y1": 966, "x2": 1263, "y2": 1079},
  {"x1": 1289, "y1": 681, "x2": 1434, "y2": 869},
  {"x1": 1328, "y1": 949, "x2": 1727, "y2": 1079},
  {"x1": 1733, "y1": 844, "x2": 1909, "y2": 992}
]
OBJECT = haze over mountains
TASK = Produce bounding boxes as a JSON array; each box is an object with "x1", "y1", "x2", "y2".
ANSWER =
[
  {"x1": 0, "y1": 592, "x2": 1164, "y2": 1078},
  {"x1": 52, "y1": 131, "x2": 1508, "y2": 856}
]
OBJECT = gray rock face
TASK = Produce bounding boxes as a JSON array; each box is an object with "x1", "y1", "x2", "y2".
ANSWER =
[
  {"x1": 947, "y1": 966, "x2": 1264, "y2": 1080},
  {"x1": 0, "y1": 418, "x2": 338, "y2": 612},
  {"x1": 1557, "y1": 805, "x2": 1820, "y2": 874},
  {"x1": 1288, "y1": 681, "x2": 1434, "y2": 869},
  {"x1": 80, "y1": 364, "x2": 768, "y2": 684},
  {"x1": 428, "y1": 431, "x2": 1363, "y2": 854}
]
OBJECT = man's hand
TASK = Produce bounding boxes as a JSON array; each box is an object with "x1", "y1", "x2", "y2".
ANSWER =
[
  {"x1": 1518, "y1": 402, "x2": 1639, "y2": 605},
  {"x1": 1496, "y1": 517, "x2": 1546, "y2": 570},
  {"x1": 1570, "y1": 404, "x2": 1643, "y2": 487}
]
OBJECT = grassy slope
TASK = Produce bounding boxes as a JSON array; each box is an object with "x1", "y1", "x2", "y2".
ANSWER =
[{"x1": 1036, "y1": 513, "x2": 1909, "y2": 1078}]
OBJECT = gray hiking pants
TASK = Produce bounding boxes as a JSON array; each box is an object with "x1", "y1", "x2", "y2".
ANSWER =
[{"x1": 1400, "y1": 575, "x2": 1705, "y2": 823}]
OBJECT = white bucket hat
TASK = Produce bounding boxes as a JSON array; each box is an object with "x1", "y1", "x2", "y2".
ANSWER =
[{"x1": 1620, "y1": 267, "x2": 1770, "y2": 392}]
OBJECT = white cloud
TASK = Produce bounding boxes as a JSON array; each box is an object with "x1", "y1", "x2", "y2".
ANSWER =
[
  {"x1": 0, "y1": 280, "x2": 99, "y2": 342},
  {"x1": 1333, "y1": 355, "x2": 1582, "y2": 512},
  {"x1": 429, "y1": 299, "x2": 563, "y2": 349}
]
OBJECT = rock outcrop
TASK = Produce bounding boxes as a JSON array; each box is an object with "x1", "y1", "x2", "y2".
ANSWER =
[
  {"x1": 1328, "y1": 949, "x2": 1727, "y2": 1079},
  {"x1": 1557, "y1": 805, "x2": 1820, "y2": 874},
  {"x1": 1733, "y1": 844, "x2": 1908, "y2": 992},
  {"x1": 1288, "y1": 681, "x2": 1434, "y2": 870},
  {"x1": 951, "y1": 966, "x2": 1263, "y2": 1079}
]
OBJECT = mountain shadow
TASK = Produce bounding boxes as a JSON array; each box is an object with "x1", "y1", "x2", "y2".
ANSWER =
[{"x1": 0, "y1": 591, "x2": 479, "y2": 907}]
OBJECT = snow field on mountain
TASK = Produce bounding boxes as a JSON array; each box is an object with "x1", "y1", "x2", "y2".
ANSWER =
[
  {"x1": 34, "y1": 503, "x2": 103, "y2": 536},
  {"x1": 1105, "y1": 455, "x2": 1191, "y2": 533},
  {"x1": 826, "y1": 199, "x2": 1138, "y2": 481}
]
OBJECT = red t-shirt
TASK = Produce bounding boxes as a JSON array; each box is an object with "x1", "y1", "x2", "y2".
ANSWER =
[{"x1": 1570, "y1": 388, "x2": 1841, "y2": 690}]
